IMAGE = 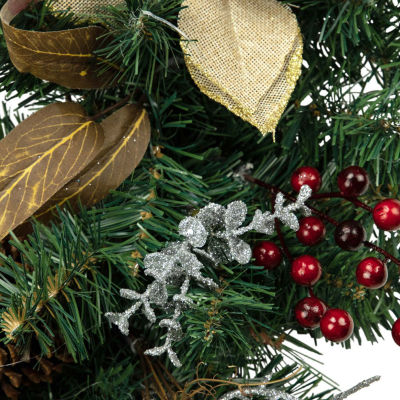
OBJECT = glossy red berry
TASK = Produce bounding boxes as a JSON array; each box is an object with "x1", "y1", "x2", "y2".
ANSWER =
[
  {"x1": 356, "y1": 257, "x2": 388, "y2": 289},
  {"x1": 291, "y1": 255, "x2": 322, "y2": 286},
  {"x1": 334, "y1": 220, "x2": 366, "y2": 251},
  {"x1": 296, "y1": 217, "x2": 326, "y2": 246},
  {"x1": 392, "y1": 319, "x2": 400, "y2": 346},
  {"x1": 291, "y1": 166, "x2": 322, "y2": 193},
  {"x1": 373, "y1": 199, "x2": 400, "y2": 231},
  {"x1": 253, "y1": 242, "x2": 282, "y2": 270},
  {"x1": 295, "y1": 296, "x2": 327, "y2": 329},
  {"x1": 337, "y1": 166, "x2": 369, "y2": 197},
  {"x1": 320, "y1": 309, "x2": 354, "y2": 342}
]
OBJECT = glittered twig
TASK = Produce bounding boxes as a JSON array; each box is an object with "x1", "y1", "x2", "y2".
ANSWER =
[
  {"x1": 332, "y1": 376, "x2": 381, "y2": 400},
  {"x1": 106, "y1": 190, "x2": 312, "y2": 367},
  {"x1": 218, "y1": 375, "x2": 380, "y2": 400}
]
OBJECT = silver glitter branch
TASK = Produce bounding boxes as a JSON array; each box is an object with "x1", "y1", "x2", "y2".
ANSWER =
[
  {"x1": 219, "y1": 387, "x2": 297, "y2": 400},
  {"x1": 332, "y1": 375, "x2": 380, "y2": 399},
  {"x1": 105, "y1": 186, "x2": 312, "y2": 367},
  {"x1": 218, "y1": 375, "x2": 380, "y2": 400}
]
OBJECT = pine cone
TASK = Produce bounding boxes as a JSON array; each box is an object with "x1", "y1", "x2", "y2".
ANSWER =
[{"x1": 0, "y1": 343, "x2": 73, "y2": 400}]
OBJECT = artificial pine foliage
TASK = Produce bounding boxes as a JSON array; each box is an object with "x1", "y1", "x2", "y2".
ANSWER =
[{"x1": 0, "y1": 0, "x2": 399, "y2": 399}]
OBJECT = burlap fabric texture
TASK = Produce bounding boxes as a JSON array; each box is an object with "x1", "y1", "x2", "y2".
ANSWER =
[
  {"x1": 51, "y1": 0, "x2": 123, "y2": 16},
  {"x1": 178, "y1": 0, "x2": 303, "y2": 135}
]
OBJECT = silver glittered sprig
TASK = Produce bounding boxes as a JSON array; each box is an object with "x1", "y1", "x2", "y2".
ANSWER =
[
  {"x1": 332, "y1": 375, "x2": 381, "y2": 399},
  {"x1": 105, "y1": 186, "x2": 312, "y2": 367},
  {"x1": 196, "y1": 185, "x2": 312, "y2": 265},
  {"x1": 218, "y1": 376, "x2": 380, "y2": 400},
  {"x1": 219, "y1": 387, "x2": 297, "y2": 400}
]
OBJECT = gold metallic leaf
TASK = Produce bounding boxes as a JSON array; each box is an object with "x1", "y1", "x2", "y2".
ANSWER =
[
  {"x1": 0, "y1": 0, "x2": 116, "y2": 89},
  {"x1": 178, "y1": 0, "x2": 303, "y2": 135},
  {"x1": 0, "y1": 102, "x2": 104, "y2": 240},
  {"x1": 34, "y1": 104, "x2": 151, "y2": 222}
]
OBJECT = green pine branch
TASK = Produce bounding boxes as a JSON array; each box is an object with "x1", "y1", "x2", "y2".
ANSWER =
[{"x1": 0, "y1": 0, "x2": 399, "y2": 398}]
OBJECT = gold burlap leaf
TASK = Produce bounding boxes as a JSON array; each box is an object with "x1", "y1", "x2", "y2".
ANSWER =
[
  {"x1": 50, "y1": 0, "x2": 124, "y2": 17},
  {"x1": 178, "y1": 0, "x2": 303, "y2": 135}
]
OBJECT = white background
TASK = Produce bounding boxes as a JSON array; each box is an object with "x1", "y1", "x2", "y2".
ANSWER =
[{"x1": 292, "y1": 330, "x2": 395, "y2": 398}]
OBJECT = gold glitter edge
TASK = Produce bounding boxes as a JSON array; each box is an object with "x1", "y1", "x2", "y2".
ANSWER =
[
  {"x1": 179, "y1": 30, "x2": 303, "y2": 136},
  {"x1": 260, "y1": 31, "x2": 304, "y2": 135}
]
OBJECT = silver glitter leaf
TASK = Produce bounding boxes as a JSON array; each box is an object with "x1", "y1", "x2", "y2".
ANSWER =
[
  {"x1": 197, "y1": 203, "x2": 225, "y2": 231},
  {"x1": 298, "y1": 184, "x2": 312, "y2": 202},
  {"x1": 225, "y1": 201, "x2": 248, "y2": 230},
  {"x1": 179, "y1": 250, "x2": 204, "y2": 276},
  {"x1": 228, "y1": 237, "x2": 252, "y2": 264},
  {"x1": 279, "y1": 211, "x2": 300, "y2": 231},
  {"x1": 148, "y1": 282, "x2": 168, "y2": 306},
  {"x1": 120, "y1": 288, "x2": 141, "y2": 300},
  {"x1": 179, "y1": 216, "x2": 208, "y2": 247},
  {"x1": 106, "y1": 186, "x2": 313, "y2": 367},
  {"x1": 144, "y1": 252, "x2": 175, "y2": 280}
]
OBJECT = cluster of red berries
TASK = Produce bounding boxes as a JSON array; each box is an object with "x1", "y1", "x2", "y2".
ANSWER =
[{"x1": 253, "y1": 165, "x2": 400, "y2": 344}]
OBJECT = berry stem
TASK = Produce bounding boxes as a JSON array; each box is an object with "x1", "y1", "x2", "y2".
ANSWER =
[
  {"x1": 244, "y1": 175, "x2": 400, "y2": 268},
  {"x1": 311, "y1": 192, "x2": 373, "y2": 213},
  {"x1": 363, "y1": 241, "x2": 400, "y2": 267},
  {"x1": 275, "y1": 219, "x2": 293, "y2": 262},
  {"x1": 243, "y1": 175, "x2": 339, "y2": 226},
  {"x1": 271, "y1": 192, "x2": 293, "y2": 262}
]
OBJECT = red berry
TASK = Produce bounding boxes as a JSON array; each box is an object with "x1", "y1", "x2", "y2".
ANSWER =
[
  {"x1": 296, "y1": 217, "x2": 326, "y2": 246},
  {"x1": 291, "y1": 255, "x2": 322, "y2": 286},
  {"x1": 337, "y1": 166, "x2": 369, "y2": 197},
  {"x1": 356, "y1": 257, "x2": 388, "y2": 289},
  {"x1": 291, "y1": 166, "x2": 322, "y2": 193},
  {"x1": 295, "y1": 296, "x2": 327, "y2": 329},
  {"x1": 392, "y1": 319, "x2": 400, "y2": 346},
  {"x1": 253, "y1": 242, "x2": 282, "y2": 270},
  {"x1": 373, "y1": 199, "x2": 400, "y2": 231},
  {"x1": 320, "y1": 309, "x2": 354, "y2": 342},
  {"x1": 334, "y1": 220, "x2": 366, "y2": 251}
]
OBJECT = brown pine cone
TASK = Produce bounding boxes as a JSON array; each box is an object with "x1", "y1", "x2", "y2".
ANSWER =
[{"x1": 0, "y1": 343, "x2": 73, "y2": 399}]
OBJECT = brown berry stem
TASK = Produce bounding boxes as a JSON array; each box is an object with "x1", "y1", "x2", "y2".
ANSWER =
[
  {"x1": 275, "y1": 219, "x2": 293, "y2": 262},
  {"x1": 311, "y1": 192, "x2": 373, "y2": 213},
  {"x1": 244, "y1": 174, "x2": 400, "y2": 268},
  {"x1": 271, "y1": 192, "x2": 293, "y2": 262},
  {"x1": 244, "y1": 175, "x2": 339, "y2": 226},
  {"x1": 362, "y1": 241, "x2": 400, "y2": 267}
]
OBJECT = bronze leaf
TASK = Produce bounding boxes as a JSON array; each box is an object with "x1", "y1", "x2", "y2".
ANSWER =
[
  {"x1": 0, "y1": 102, "x2": 104, "y2": 240},
  {"x1": 34, "y1": 104, "x2": 151, "y2": 223},
  {"x1": 0, "y1": 0, "x2": 117, "y2": 89}
]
